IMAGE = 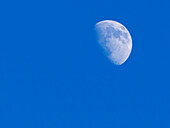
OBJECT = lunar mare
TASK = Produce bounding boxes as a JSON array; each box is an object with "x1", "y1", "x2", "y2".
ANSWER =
[{"x1": 95, "y1": 20, "x2": 132, "y2": 65}]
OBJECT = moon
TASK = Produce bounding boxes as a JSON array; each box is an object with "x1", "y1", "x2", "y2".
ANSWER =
[{"x1": 95, "y1": 20, "x2": 132, "y2": 65}]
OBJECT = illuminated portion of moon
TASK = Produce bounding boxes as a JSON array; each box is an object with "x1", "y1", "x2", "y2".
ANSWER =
[{"x1": 95, "y1": 20, "x2": 132, "y2": 65}]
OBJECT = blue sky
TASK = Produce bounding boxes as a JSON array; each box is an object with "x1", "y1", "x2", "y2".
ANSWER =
[{"x1": 0, "y1": 0, "x2": 170, "y2": 127}]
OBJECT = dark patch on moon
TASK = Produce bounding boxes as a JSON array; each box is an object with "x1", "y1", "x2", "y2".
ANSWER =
[
  {"x1": 106, "y1": 27, "x2": 122, "y2": 38},
  {"x1": 121, "y1": 26, "x2": 125, "y2": 30},
  {"x1": 105, "y1": 26, "x2": 130, "y2": 45}
]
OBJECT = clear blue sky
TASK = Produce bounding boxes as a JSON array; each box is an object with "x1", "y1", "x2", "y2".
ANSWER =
[{"x1": 0, "y1": 0, "x2": 170, "y2": 127}]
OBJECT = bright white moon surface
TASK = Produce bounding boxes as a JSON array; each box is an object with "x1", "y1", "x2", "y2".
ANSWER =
[{"x1": 95, "y1": 20, "x2": 132, "y2": 65}]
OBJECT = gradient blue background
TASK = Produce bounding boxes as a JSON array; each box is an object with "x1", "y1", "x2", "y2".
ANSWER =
[{"x1": 0, "y1": 0, "x2": 170, "y2": 127}]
